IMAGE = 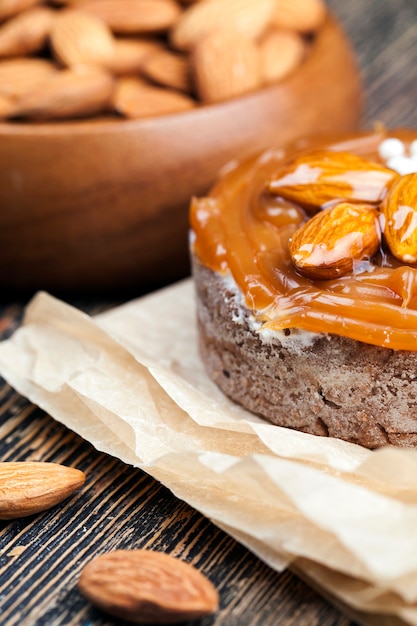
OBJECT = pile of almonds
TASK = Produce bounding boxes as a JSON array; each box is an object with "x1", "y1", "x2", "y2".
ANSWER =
[{"x1": 0, "y1": 0, "x2": 327, "y2": 122}]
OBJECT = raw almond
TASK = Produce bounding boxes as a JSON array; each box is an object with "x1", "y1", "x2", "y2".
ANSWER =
[
  {"x1": 49, "y1": 0, "x2": 86, "y2": 4},
  {"x1": 272, "y1": 0, "x2": 327, "y2": 33},
  {"x1": 78, "y1": 549, "x2": 219, "y2": 623},
  {"x1": 107, "y1": 37, "x2": 164, "y2": 76},
  {"x1": 192, "y1": 29, "x2": 261, "y2": 103},
  {"x1": 141, "y1": 49, "x2": 193, "y2": 94},
  {"x1": 0, "y1": 93, "x2": 15, "y2": 118},
  {"x1": 171, "y1": 0, "x2": 276, "y2": 51},
  {"x1": 113, "y1": 76, "x2": 195, "y2": 118},
  {"x1": 259, "y1": 28, "x2": 305, "y2": 84},
  {"x1": 0, "y1": 0, "x2": 43, "y2": 23},
  {"x1": 12, "y1": 67, "x2": 114, "y2": 120},
  {"x1": 79, "y1": 0, "x2": 182, "y2": 35},
  {"x1": 0, "y1": 461, "x2": 85, "y2": 519},
  {"x1": 289, "y1": 202, "x2": 381, "y2": 280},
  {"x1": 50, "y1": 9, "x2": 115, "y2": 68},
  {"x1": 381, "y1": 173, "x2": 417, "y2": 263},
  {"x1": 48, "y1": 0, "x2": 97, "y2": 4},
  {"x1": 267, "y1": 150, "x2": 399, "y2": 213},
  {"x1": 0, "y1": 6, "x2": 55, "y2": 58},
  {"x1": 0, "y1": 57, "x2": 58, "y2": 98}
]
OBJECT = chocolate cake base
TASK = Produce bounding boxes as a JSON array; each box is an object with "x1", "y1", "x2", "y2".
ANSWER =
[{"x1": 193, "y1": 257, "x2": 417, "y2": 449}]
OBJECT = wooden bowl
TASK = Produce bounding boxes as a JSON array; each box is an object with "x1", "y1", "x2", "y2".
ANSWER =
[{"x1": 0, "y1": 14, "x2": 361, "y2": 294}]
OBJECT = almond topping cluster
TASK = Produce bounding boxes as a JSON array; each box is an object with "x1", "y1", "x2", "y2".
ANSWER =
[
  {"x1": 0, "y1": 0, "x2": 326, "y2": 122},
  {"x1": 267, "y1": 144, "x2": 417, "y2": 280}
]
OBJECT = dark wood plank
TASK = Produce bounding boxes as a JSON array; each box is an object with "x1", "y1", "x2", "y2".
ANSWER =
[
  {"x1": 0, "y1": 392, "x2": 356, "y2": 626},
  {"x1": 327, "y1": 0, "x2": 417, "y2": 128}
]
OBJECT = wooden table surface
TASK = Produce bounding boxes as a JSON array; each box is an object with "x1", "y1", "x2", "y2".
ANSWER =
[{"x1": 1, "y1": 1, "x2": 417, "y2": 625}]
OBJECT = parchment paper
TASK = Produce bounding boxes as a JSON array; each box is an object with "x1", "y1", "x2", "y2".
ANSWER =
[{"x1": 1, "y1": 279, "x2": 417, "y2": 623}]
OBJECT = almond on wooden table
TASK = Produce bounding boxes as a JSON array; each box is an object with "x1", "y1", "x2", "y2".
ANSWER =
[
  {"x1": 12, "y1": 66, "x2": 114, "y2": 120},
  {"x1": 259, "y1": 29, "x2": 305, "y2": 84},
  {"x1": 192, "y1": 29, "x2": 261, "y2": 103},
  {"x1": 113, "y1": 76, "x2": 195, "y2": 119},
  {"x1": 0, "y1": 461, "x2": 86, "y2": 520},
  {"x1": 0, "y1": 6, "x2": 55, "y2": 58},
  {"x1": 50, "y1": 9, "x2": 115, "y2": 68},
  {"x1": 78, "y1": 549, "x2": 219, "y2": 624},
  {"x1": 80, "y1": 0, "x2": 182, "y2": 35},
  {"x1": 171, "y1": 0, "x2": 277, "y2": 51}
]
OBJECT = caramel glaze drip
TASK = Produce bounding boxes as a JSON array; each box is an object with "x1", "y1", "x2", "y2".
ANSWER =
[{"x1": 190, "y1": 129, "x2": 417, "y2": 351}]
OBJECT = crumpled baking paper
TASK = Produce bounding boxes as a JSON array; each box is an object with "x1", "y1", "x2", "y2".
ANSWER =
[{"x1": 1, "y1": 279, "x2": 417, "y2": 625}]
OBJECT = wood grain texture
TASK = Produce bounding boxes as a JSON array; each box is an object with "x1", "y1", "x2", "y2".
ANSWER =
[
  {"x1": 1, "y1": 0, "x2": 417, "y2": 624},
  {"x1": 327, "y1": 0, "x2": 417, "y2": 128},
  {"x1": 0, "y1": 389, "x2": 355, "y2": 626}
]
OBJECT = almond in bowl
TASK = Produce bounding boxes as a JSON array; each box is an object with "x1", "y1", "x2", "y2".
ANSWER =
[
  {"x1": 0, "y1": 0, "x2": 361, "y2": 292},
  {"x1": 190, "y1": 129, "x2": 417, "y2": 450}
]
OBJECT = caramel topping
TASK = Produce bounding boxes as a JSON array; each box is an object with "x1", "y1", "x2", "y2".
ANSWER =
[
  {"x1": 190, "y1": 130, "x2": 417, "y2": 350},
  {"x1": 267, "y1": 149, "x2": 398, "y2": 211}
]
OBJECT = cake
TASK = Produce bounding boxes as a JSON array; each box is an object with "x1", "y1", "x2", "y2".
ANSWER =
[{"x1": 190, "y1": 129, "x2": 417, "y2": 449}]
